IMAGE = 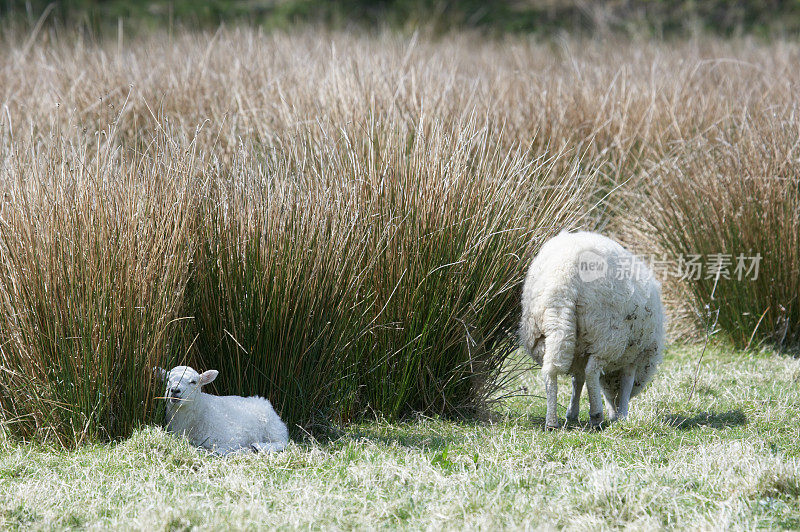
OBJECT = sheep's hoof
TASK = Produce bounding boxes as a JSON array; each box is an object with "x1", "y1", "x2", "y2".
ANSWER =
[
  {"x1": 565, "y1": 415, "x2": 579, "y2": 425},
  {"x1": 589, "y1": 413, "x2": 604, "y2": 430},
  {"x1": 544, "y1": 423, "x2": 560, "y2": 431}
]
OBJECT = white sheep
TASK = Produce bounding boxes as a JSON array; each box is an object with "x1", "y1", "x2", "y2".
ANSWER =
[
  {"x1": 519, "y1": 231, "x2": 664, "y2": 429},
  {"x1": 155, "y1": 365, "x2": 289, "y2": 455}
]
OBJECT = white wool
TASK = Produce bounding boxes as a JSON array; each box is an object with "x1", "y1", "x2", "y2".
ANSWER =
[
  {"x1": 156, "y1": 365, "x2": 289, "y2": 455},
  {"x1": 519, "y1": 231, "x2": 664, "y2": 428}
]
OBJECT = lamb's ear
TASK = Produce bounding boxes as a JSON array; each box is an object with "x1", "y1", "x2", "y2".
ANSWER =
[
  {"x1": 199, "y1": 370, "x2": 219, "y2": 385},
  {"x1": 154, "y1": 367, "x2": 168, "y2": 382}
]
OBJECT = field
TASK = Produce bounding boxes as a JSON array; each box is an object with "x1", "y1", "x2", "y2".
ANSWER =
[
  {"x1": 0, "y1": 23, "x2": 799, "y2": 530},
  {"x1": 2, "y1": 345, "x2": 800, "y2": 529}
]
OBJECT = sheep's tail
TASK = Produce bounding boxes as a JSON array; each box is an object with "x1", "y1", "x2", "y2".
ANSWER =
[
  {"x1": 519, "y1": 311, "x2": 548, "y2": 368},
  {"x1": 518, "y1": 305, "x2": 539, "y2": 352},
  {"x1": 540, "y1": 304, "x2": 577, "y2": 376},
  {"x1": 520, "y1": 290, "x2": 577, "y2": 376}
]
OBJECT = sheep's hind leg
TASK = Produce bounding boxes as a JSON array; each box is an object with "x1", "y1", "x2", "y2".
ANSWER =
[
  {"x1": 565, "y1": 373, "x2": 584, "y2": 424},
  {"x1": 252, "y1": 441, "x2": 287, "y2": 454},
  {"x1": 541, "y1": 308, "x2": 577, "y2": 431},
  {"x1": 544, "y1": 373, "x2": 559, "y2": 430},
  {"x1": 584, "y1": 357, "x2": 604, "y2": 428},
  {"x1": 615, "y1": 367, "x2": 636, "y2": 421}
]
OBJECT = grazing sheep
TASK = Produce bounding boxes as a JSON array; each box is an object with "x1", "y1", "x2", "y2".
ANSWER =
[
  {"x1": 155, "y1": 365, "x2": 289, "y2": 455},
  {"x1": 519, "y1": 231, "x2": 664, "y2": 429}
]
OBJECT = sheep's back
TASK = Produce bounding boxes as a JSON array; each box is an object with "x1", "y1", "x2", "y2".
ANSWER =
[
  {"x1": 573, "y1": 241, "x2": 664, "y2": 377},
  {"x1": 218, "y1": 395, "x2": 275, "y2": 424},
  {"x1": 222, "y1": 395, "x2": 288, "y2": 442}
]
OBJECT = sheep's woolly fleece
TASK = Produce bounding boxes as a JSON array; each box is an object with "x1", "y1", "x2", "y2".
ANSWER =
[{"x1": 519, "y1": 231, "x2": 665, "y2": 426}]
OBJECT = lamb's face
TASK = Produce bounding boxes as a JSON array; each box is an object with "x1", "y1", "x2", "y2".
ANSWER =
[{"x1": 157, "y1": 365, "x2": 218, "y2": 406}]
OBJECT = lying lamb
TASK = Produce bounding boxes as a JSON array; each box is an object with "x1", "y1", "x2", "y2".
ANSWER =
[
  {"x1": 519, "y1": 231, "x2": 664, "y2": 429},
  {"x1": 155, "y1": 365, "x2": 289, "y2": 455}
]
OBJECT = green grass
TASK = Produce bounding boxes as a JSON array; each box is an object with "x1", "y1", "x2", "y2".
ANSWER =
[{"x1": 2, "y1": 344, "x2": 799, "y2": 530}]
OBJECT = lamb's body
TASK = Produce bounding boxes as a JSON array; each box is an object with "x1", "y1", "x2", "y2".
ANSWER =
[
  {"x1": 159, "y1": 366, "x2": 289, "y2": 455},
  {"x1": 166, "y1": 392, "x2": 289, "y2": 455},
  {"x1": 519, "y1": 231, "x2": 664, "y2": 428}
]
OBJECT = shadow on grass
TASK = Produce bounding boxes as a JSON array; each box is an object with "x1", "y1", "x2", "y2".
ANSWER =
[
  {"x1": 294, "y1": 418, "x2": 492, "y2": 451},
  {"x1": 664, "y1": 410, "x2": 747, "y2": 430},
  {"x1": 510, "y1": 413, "x2": 611, "y2": 432}
]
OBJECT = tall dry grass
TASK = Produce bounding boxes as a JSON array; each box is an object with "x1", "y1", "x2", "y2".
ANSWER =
[
  {"x1": 0, "y1": 29, "x2": 599, "y2": 444},
  {"x1": 0, "y1": 28, "x2": 798, "y2": 444},
  {"x1": 630, "y1": 117, "x2": 800, "y2": 349},
  {"x1": 0, "y1": 121, "x2": 200, "y2": 444}
]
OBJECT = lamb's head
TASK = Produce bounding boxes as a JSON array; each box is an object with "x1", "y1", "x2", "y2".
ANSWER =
[{"x1": 155, "y1": 365, "x2": 218, "y2": 408}]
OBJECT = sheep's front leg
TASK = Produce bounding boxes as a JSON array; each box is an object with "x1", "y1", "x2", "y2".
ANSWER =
[
  {"x1": 615, "y1": 368, "x2": 636, "y2": 421},
  {"x1": 544, "y1": 372, "x2": 559, "y2": 430},
  {"x1": 252, "y1": 441, "x2": 286, "y2": 453},
  {"x1": 565, "y1": 373, "x2": 584, "y2": 424},
  {"x1": 585, "y1": 357, "x2": 604, "y2": 428}
]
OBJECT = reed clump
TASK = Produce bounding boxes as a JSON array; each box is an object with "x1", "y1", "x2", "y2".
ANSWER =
[
  {"x1": 0, "y1": 30, "x2": 599, "y2": 444},
  {"x1": 630, "y1": 115, "x2": 800, "y2": 349}
]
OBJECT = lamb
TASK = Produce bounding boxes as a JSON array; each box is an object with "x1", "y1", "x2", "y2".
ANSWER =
[
  {"x1": 155, "y1": 365, "x2": 289, "y2": 455},
  {"x1": 519, "y1": 231, "x2": 664, "y2": 429}
]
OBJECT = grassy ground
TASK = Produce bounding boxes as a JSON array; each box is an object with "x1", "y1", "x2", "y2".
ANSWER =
[{"x1": 2, "y1": 344, "x2": 799, "y2": 530}]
